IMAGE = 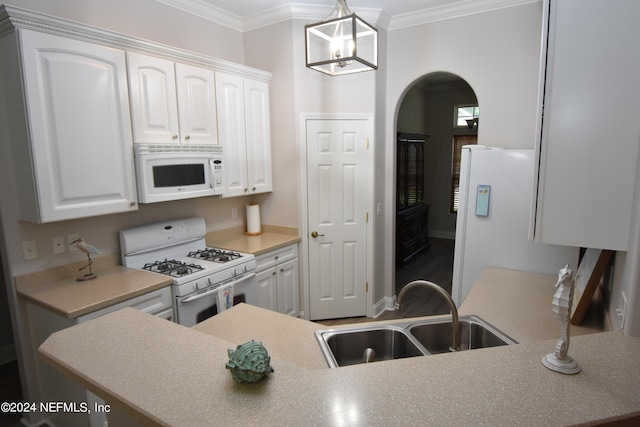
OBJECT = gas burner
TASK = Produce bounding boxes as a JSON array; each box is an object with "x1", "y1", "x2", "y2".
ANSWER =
[
  {"x1": 187, "y1": 248, "x2": 243, "y2": 264},
  {"x1": 142, "y1": 259, "x2": 204, "y2": 278}
]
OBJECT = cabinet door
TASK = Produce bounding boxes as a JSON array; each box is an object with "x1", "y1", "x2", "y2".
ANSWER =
[
  {"x1": 277, "y1": 258, "x2": 299, "y2": 316},
  {"x1": 255, "y1": 267, "x2": 278, "y2": 312},
  {"x1": 533, "y1": 0, "x2": 640, "y2": 250},
  {"x1": 127, "y1": 52, "x2": 180, "y2": 144},
  {"x1": 244, "y1": 78, "x2": 273, "y2": 194},
  {"x1": 175, "y1": 63, "x2": 218, "y2": 145},
  {"x1": 216, "y1": 72, "x2": 248, "y2": 197},
  {"x1": 18, "y1": 30, "x2": 138, "y2": 222}
]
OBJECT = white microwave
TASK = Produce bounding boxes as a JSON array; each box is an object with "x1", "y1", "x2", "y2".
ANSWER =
[{"x1": 134, "y1": 145, "x2": 224, "y2": 203}]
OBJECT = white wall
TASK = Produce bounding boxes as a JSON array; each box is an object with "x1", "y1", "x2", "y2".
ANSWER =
[
  {"x1": 242, "y1": 21, "x2": 299, "y2": 228},
  {"x1": 1, "y1": 0, "x2": 244, "y2": 62},
  {"x1": 382, "y1": 2, "x2": 544, "y2": 298}
]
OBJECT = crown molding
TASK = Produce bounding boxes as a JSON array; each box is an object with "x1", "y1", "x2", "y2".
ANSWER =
[
  {"x1": 0, "y1": 4, "x2": 271, "y2": 81},
  {"x1": 388, "y1": 0, "x2": 540, "y2": 30},
  {"x1": 153, "y1": 1, "x2": 385, "y2": 32},
  {"x1": 154, "y1": 0, "x2": 243, "y2": 31},
  {"x1": 153, "y1": 0, "x2": 540, "y2": 32}
]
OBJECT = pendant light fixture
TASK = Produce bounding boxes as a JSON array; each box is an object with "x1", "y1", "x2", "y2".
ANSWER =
[{"x1": 305, "y1": 0, "x2": 378, "y2": 76}]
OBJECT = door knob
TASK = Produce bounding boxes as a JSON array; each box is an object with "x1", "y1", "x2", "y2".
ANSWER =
[{"x1": 311, "y1": 231, "x2": 324, "y2": 238}]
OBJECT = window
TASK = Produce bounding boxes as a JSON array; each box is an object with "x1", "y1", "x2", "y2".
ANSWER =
[
  {"x1": 455, "y1": 105, "x2": 479, "y2": 127},
  {"x1": 451, "y1": 135, "x2": 477, "y2": 213}
]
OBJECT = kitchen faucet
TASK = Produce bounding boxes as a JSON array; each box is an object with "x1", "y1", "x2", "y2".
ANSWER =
[{"x1": 395, "y1": 280, "x2": 460, "y2": 351}]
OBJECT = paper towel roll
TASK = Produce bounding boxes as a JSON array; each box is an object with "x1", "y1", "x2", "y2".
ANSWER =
[{"x1": 245, "y1": 203, "x2": 262, "y2": 235}]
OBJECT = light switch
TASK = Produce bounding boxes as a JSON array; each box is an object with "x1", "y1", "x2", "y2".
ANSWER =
[
  {"x1": 68, "y1": 233, "x2": 80, "y2": 251},
  {"x1": 22, "y1": 241, "x2": 38, "y2": 260}
]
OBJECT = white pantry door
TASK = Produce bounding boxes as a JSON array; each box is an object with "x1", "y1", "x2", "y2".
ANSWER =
[{"x1": 306, "y1": 118, "x2": 369, "y2": 320}]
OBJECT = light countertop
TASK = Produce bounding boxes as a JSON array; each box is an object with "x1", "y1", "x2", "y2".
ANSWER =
[
  {"x1": 206, "y1": 225, "x2": 300, "y2": 255},
  {"x1": 38, "y1": 268, "x2": 640, "y2": 425},
  {"x1": 458, "y1": 267, "x2": 605, "y2": 341},
  {"x1": 15, "y1": 223, "x2": 299, "y2": 319},
  {"x1": 16, "y1": 255, "x2": 171, "y2": 319}
]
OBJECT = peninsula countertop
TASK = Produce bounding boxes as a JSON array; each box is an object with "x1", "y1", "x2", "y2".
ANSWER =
[{"x1": 38, "y1": 268, "x2": 640, "y2": 426}]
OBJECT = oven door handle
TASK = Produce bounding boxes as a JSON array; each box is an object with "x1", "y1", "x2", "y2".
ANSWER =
[
  {"x1": 180, "y1": 273, "x2": 256, "y2": 304},
  {"x1": 181, "y1": 286, "x2": 219, "y2": 304},
  {"x1": 229, "y1": 272, "x2": 256, "y2": 286}
]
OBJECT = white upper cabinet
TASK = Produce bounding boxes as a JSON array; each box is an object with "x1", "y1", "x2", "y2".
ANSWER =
[
  {"x1": 175, "y1": 63, "x2": 218, "y2": 145},
  {"x1": 10, "y1": 29, "x2": 138, "y2": 223},
  {"x1": 127, "y1": 52, "x2": 218, "y2": 145},
  {"x1": 216, "y1": 72, "x2": 273, "y2": 197},
  {"x1": 244, "y1": 78, "x2": 273, "y2": 195},
  {"x1": 532, "y1": 0, "x2": 640, "y2": 250},
  {"x1": 1, "y1": 6, "x2": 271, "y2": 221},
  {"x1": 216, "y1": 72, "x2": 248, "y2": 196}
]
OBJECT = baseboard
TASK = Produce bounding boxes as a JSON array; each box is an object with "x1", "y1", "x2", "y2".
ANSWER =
[
  {"x1": 0, "y1": 343, "x2": 16, "y2": 366},
  {"x1": 372, "y1": 295, "x2": 397, "y2": 318}
]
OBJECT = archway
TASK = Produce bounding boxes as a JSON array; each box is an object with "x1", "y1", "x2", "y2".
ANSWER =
[{"x1": 394, "y1": 72, "x2": 478, "y2": 314}]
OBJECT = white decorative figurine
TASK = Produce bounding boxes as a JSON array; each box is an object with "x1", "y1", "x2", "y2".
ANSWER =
[
  {"x1": 541, "y1": 264, "x2": 581, "y2": 374},
  {"x1": 70, "y1": 237, "x2": 102, "y2": 281}
]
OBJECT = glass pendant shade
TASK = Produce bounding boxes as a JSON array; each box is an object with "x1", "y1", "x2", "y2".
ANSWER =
[{"x1": 305, "y1": 6, "x2": 378, "y2": 76}]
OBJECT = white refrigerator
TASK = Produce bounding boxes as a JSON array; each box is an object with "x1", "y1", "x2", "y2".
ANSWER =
[{"x1": 451, "y1": 146, "x2": 579, "y2": 305}]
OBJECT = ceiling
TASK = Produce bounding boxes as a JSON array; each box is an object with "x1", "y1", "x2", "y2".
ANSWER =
[{"x1": 154, "y1": 0, "x2": 538, "y2": 31}]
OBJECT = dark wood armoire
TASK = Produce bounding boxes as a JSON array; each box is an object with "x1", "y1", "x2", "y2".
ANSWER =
[{"x1": 396, "y1": 133, "x2": 430, "y2": 267}]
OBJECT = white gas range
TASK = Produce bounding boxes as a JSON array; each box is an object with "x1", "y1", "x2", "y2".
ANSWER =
[{"x1": 120, "y1": 217, "x2": 257, "y2": 326}]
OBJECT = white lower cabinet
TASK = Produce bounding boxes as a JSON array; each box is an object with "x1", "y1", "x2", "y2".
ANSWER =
[
  {"x1": 254, "y1": 244, "x2": 299, "y2": 316},
  {"x1": 27, "y1": 287, "x2": 173, "y2": 427}
]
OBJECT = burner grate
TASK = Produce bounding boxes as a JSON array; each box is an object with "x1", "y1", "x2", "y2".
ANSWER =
[
  {"x1": 187, "y1": 249, "x2": 242, "y2": 264},
  {"x1": 142, "y1": 259, "x2": 204, "y2": 278}
]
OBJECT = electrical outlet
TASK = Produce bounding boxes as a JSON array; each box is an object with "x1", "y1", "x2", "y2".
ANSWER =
[
  {"x1": 232, "y1": 208, "x2": 238, "y2": 219},
  {"x1": 68, "y1": 233, "x2": 80, "y2": 251},
  {"x1": 22, "y1": 241, "x2": 38, "y2": 260},
  {"x1": 616, "y1": 291, "x2": 627, "y2": 329},
  {"x1": 52, "y1": 236, "x2": 65, "y2": 255}
]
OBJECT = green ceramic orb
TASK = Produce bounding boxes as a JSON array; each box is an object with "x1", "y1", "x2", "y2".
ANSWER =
[{"x1": 226, "y1": 340, "x2": 274, "y2": 383}]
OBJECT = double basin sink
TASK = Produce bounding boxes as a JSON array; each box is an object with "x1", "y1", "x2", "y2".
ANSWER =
[{"x1": 315, "y1": 315, "x2": 517, "y2": 368}]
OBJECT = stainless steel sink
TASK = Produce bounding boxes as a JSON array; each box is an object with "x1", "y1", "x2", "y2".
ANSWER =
[
  {"x1": 315, "y1": 325, "x2": 426, "y2": 368},
  {"x1": 315, "y1": 315, "x2": 516, "y2": 368},
  {"x1": 408, "y1": 315, "x2": 517, "y2": 354}
]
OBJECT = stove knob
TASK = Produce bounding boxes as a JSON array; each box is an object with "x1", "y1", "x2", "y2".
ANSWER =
[{"x1": 234, "y1": 266, "x2": 244, "y2": 276}]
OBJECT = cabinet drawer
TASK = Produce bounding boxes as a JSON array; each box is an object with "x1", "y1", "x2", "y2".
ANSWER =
[
  {"x1": 255, "y1": 244, "x2": 298, "y2": 272},
  {"x1": 78, "y1": 286, "x2": 173, "y2": 322},
  {"x1": 154, "y1": 307, "x2": 175, "y2": 322}
]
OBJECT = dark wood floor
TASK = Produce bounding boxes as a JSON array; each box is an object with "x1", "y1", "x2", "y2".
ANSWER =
[{"x1": 318, "y1": 238, "x2": 455, "y2": 326}]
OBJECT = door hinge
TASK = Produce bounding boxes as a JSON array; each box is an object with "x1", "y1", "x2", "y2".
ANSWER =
[
  {"x1": 365, "y1": 281, "x2": 369, "y2": 292},
  {"x1": 366, "y1": 212, "x2": 369, "y2": 222},
  {"x1": 366, "y1": 138, "x2": 369, "y2": 149}
]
